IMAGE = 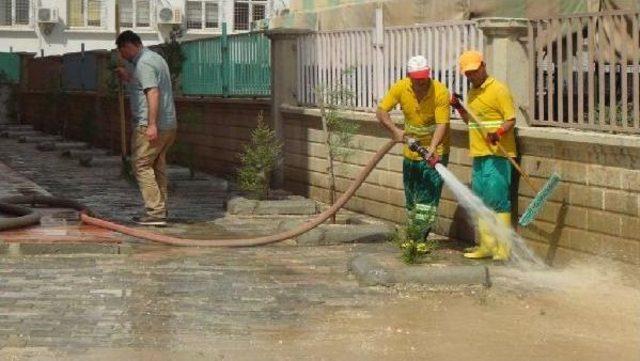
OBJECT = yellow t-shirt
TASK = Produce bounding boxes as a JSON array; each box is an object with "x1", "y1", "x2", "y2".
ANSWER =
[
  {"x1": 466, "y1": 77, "x2": 517, "y2": 158},
  {"x1": 378, "y1": 78, "x2": 450, "y2": 160}
]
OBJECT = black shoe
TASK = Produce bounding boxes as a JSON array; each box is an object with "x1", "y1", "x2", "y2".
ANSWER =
[{"x1": 132, "y1": 215, "x2": 167, "y2": 226}]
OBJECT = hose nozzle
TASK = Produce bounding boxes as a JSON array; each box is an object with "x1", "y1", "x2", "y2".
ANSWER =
[{"x1": 406, "y1": 138, "x2": 440, "y2": 167}]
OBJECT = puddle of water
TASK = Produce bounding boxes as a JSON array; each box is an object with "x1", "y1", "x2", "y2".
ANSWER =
[{"x1": 434, "y1": 164, "x2": 545, "y2": 269}]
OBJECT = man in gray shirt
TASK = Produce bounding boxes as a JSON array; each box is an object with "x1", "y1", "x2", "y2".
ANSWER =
[{"x1": 116, "y1": 30, "x2": 177, "y2": 226}]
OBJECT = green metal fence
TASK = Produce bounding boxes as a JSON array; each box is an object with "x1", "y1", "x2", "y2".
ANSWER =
[
  {"x1": 181, "y1": 27, "x2": 270, "y2": 97},
  {"x1": 0, "y1": 53, "x2": 20, "y2": 83}
]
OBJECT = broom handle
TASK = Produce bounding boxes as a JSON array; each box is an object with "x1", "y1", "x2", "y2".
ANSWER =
[
  {"x1": 115, "y1": 0, "x2": 127, "y2": 159},
  {"x1": 458, "y1": 102, "x2": 539, "y2": 193}
]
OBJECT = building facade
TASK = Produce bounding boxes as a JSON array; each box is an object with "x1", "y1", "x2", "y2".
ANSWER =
[{"x1": 0, "y1": 0, "x2": 273, "y2": 56}]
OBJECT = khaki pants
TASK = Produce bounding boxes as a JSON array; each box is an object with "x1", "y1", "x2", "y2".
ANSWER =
[{"x1": 132, "y1": 126, "x2": 177, "y2": 218}]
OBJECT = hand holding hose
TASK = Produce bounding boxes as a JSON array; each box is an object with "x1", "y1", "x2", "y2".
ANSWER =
[
  {"x1": 407, "y1": 138, "x2": 440, "y2": 168},
  {"x1": 393, "y1": 128, "x2": 405, "y2": 143}
]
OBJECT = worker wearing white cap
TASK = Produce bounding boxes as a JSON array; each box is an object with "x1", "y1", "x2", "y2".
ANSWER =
[{"x1": 376, "y1": 55, "x2": 451, "y2": 241}]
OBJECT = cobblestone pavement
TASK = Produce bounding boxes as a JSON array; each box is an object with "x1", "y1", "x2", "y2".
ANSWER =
[
  {"x1": 0, "y1": 137, "x2": 639, "y2": 361},
  {"x1": 0, "y1": 244, "x2": 394, "y2": 354},
  {"x1": 0, "y1": 137, "x2": 227, "y2": 224}
]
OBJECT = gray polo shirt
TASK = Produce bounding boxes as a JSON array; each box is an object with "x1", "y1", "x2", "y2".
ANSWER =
[{"x1": 128, "y1": 47, "x2": 177, "y2": 130}]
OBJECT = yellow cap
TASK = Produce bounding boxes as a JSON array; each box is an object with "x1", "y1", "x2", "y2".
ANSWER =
[{"x1": 459, "y1": 50, "x2": 483, "y2": 73}]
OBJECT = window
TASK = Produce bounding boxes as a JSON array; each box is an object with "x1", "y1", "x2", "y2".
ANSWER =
[
  {"x1": 186, "y1": 1, "x2": 219, "y2": 30},
  {"x1": 252, "y1": 2, "x2": 265, "y2": 22},
  {"x1": 234, "y1": 0, "x2": 267, "y2": 31},
  {"x1": 0, "y1": 0, "x2": 30, "y2": 26},
  {"x1": 120, "y1": 0, "x2": 151, "y2": 28},
  {"x1": 67, "y1": 0, "x2": 103, "y2": 28}
]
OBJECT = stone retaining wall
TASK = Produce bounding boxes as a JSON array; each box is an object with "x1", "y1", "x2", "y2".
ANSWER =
[
  {"x1": 19, "y1": 92, "x2": 270, "y2": 176},
  {"x1": 280, "y1": 105, "x2": 640, "y2": 266},
  {"x1": 15, "y1": 90, "x2": 640, "y2": 265}
]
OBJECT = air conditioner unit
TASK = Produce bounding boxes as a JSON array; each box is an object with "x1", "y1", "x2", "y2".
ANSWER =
[
  {"x1": 157, "y1": 7, "x2": 182, "y2": 24},
  {"x1": 37, "y1": 7, "x2": 59, "y2": 23}
]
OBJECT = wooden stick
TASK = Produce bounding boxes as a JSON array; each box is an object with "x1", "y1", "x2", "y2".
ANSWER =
[{"x1": 459, "y1": 102, "x2": 539, "y2": 193}]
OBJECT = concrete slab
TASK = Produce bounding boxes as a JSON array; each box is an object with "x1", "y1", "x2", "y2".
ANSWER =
[
  {"x1": 18, "y1": 135, "x2": 63, "y2": 143},
  {"x1": 60, "y1": 149, "x2": 109, "y2": 159},
  {"x1": 167, "y1": 166, "x2": 194, "y2": 180},
  {"x1": 226, "y1": 197, "x2": 258, "y2": 214},
  {"x1": 0, "y1": 124, "x2": 33, "y2": 132},
  {"x1": 349, "y1": 253, "x2": 490, "y2": 287},
  {"x1": 1, "y1": 130, "x2": 42, "y2": 139},
  {"x1": 37, "y1": 141, "x2": 89, "y2": 152},
  {"x1": 78, "y1": 155, "x2": 122, "y2": 167},
  {"x1": 227, "y1": 196, "x2": 317, "y2": 216}
]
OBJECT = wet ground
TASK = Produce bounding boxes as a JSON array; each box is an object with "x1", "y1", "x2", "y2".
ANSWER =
[
  {"x1": 0, "y1": 244, "x2": 638, "y2": 361},
  {"x1": 0, "y1": 136, "x2": 639, "y2": 360}
]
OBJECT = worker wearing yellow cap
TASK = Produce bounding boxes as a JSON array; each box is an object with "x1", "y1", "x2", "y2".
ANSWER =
[
  {"x1": 376, "y1": 55, "x2": 451, "y2": 241},
  {"x1": 451, "y1": 50, "x2": 516, "y2": 261}
]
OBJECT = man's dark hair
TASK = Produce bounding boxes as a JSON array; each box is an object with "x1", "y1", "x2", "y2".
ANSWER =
[{"x1": 116, "y1": 30, "x2": 142, "y2": 48}]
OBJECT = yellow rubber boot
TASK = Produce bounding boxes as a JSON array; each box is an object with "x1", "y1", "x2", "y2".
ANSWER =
[
  {"x1": 463, "y1": 218, "x2": 496, "y2": 259},
  {"x1": 464, "y1": 245, "x2": 480, "y2": 253},
  {"x1": 492, "y1": 213, "x2": 512, "y2": 261}
]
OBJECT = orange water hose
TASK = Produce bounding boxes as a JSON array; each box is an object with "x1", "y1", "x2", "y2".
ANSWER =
[{"x1": 80, "y1": 139, "x2": 398, "y2": 247}]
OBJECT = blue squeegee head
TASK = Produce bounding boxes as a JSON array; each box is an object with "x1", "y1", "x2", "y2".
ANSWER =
[{"x1": 518, "y1": 173, "x2": 562, "y2": 227}]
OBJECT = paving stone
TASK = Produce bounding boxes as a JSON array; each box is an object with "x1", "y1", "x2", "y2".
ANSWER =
[
  {"x1": 19, "y1": 135, "x2": 63, "y2": 143},
  {"x1": 167, "y1": 166, "x2": 194, "y2": 181},
  {"x1": 61, "y1": 149, "x2": 109, "y2": 159},
  {"x1": 0, "y1": 132, "x2": 502, "y2": 354},
  {"x1": 1, "y1": 130, "x2": 43, "y2": 139},
  {"x1": 227, "y1": 196, "x2": 317, "y2": 216},
  {"x1": 0, "y1": 137, "x2": 230, "y2": 224},
  {"x1": 226, "y1": 197, "x2": 259, "y2": 215},
  {"x1": 0, "y1": 124, "x2": 33, "y2": 132},
  {"x1": 36, "y1": 141, "x2": 89, "y2": 152},
  {"x1": 78, "y1": 155, "x2": 122, "y2": 168},
  {"x1": 212, "y1": 217, "x2": 283, "y2": 236}
]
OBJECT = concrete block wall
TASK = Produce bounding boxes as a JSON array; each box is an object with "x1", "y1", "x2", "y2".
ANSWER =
[
  {"x1": 280, "y1": 105, "x2": 640, "y2": 266},
  {"x1": 19, "y1": 91, "x2": 270, "y2": 176},
  {"x1": 173, "y1": 98, "x2": 270, "y2": 175},
  {"x1": 15, "y1": 89, "x2": 640, "y2": 265}
]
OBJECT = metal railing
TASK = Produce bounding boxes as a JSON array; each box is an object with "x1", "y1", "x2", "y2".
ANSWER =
[
  {"x1": 181, "y1": 27, "x2": 271, "y2": 97},
  {"x1": 62, "y1": 52, "x2": 99, "y2": 91},
  {"x1": 529, "y1": 11, "x2": 640, "y2": 133},
  {"x1": 296, "y1": 13, "x2": 483, "y2": 111},
  {"x1": 0, "y1": 52, "x2": 20, "y2": 83}
]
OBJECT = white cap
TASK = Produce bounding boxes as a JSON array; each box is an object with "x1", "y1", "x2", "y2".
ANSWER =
[{"x1": 407, "y1": 55, "x2": 431, "y2": 79}]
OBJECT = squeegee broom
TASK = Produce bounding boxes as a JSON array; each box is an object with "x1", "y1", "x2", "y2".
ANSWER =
[{"x1": 453, "y1": 94, "x2": 561, "y2": 227}]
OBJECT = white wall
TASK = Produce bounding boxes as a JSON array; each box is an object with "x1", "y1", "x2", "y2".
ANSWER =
[{"x1": 0, "y1": 0, "x2": 273, "y2": 56}]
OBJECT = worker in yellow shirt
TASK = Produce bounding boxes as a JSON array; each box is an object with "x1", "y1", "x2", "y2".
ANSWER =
[
  {"x1": 451, "y1": 50, "x2": 516, "y2": 261},
  {"x1": 376, "y1": 55, "x2": 451, "y2": 241}
]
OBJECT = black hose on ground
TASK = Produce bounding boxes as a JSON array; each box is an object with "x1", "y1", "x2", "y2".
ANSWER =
[
  {"x1": 0, "y1": 195, "x2": 92, "y2": 231},
  {"x1": 0, "y1": 202, "x2": 42, "y2": 231}
]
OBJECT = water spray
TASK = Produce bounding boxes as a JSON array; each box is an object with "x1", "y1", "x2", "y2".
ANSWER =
[{"x1": 405, "y1": 137, "x2": 544, "y2": 268}]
